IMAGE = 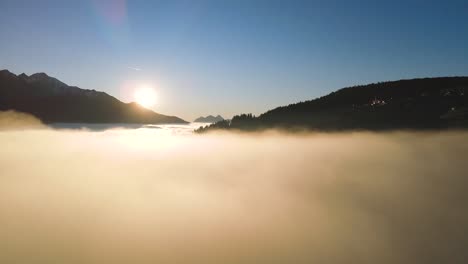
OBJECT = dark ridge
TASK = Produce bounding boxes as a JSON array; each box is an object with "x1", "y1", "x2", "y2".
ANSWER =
[
  {"x1": 0, "y1": 69, "x2": 187, "y2": 124},
  {"x1": 197, "y1": 77, "x2": 468, "y2": 133}
]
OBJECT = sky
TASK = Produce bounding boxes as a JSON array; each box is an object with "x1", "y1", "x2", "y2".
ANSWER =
[{"x1": 1, "y1": 0, "x2": 468, "y2": 120}]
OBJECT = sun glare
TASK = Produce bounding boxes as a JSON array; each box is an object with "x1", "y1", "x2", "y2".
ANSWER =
[{"x1": 134, "y1": 86, "x2": 157, "y2": 108}]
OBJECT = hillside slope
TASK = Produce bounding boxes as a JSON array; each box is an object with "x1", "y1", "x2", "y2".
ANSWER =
[
  {"x1": 0, "y1": 70, "x2": 187, "y2": 124},
  {"x1": 198, "y1": 77, "x2": 468, "y2": 132}
]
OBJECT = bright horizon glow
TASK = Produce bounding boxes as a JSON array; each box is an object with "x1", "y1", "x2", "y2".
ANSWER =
[{"x1": 134, "y1": 86, "x2": 157, "y2": 109}]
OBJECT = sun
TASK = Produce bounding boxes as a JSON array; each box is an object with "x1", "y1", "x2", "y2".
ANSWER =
[{"x1": 134, "y1": 86, "x2": 157, "y2": 109}]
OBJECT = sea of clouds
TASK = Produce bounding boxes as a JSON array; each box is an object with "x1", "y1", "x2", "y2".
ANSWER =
[{"x1": 0, "y1": 112, "x2": 467, "y2": 264}]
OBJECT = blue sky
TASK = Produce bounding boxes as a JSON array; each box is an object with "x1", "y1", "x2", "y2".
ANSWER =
[{"x1": 1, "y1": 0, "x2": 467, "y2": 120}]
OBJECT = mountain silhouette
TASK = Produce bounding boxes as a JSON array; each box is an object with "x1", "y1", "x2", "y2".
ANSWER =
[
  {"x1": 194, "y1": 115, "x2": 224, "y2": 123},
  {"x1": 0, "y1": 70, "x2": 187, "y2": 124},
  {"x1": 197, "y1": 77, "x2": 468, "y2": 132}
]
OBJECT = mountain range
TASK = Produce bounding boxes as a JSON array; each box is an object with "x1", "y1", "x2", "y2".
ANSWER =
[
  {"x1": 0, "y1": 70, "x2": 186, "y2": 124},
  {"x1": 3, "y1": 70, "x2": 468, "y2": 131},
  {"x1": 194, "y1": 115, "x2": 224, "y2": 123},
  {"x1": 197, "y1": 77, "x2": 468, "y2": 132}
]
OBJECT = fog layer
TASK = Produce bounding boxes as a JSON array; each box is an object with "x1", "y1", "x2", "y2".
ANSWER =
[
  {"x1": 0, "y1": 128, "x2": 467, "y2": 263},
  {"x1": 0, "y1": 111, "x2": 46, "y2": 130}
]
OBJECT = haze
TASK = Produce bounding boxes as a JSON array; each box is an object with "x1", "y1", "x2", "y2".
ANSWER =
[{"x1": 1, "y1": 113, "x2": 467, "y2": 263}]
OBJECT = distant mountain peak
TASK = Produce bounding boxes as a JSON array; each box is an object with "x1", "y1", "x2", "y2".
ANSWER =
[
  {"x1": 30, "y1": 72, "x2": 49, "y2": 78},
  {"x1": 0, "y1": 69, "x2": 15, "y2": 78},
  {"x1": 0, "y1": 69, "x2": 187, "y2": 124},
  {"x1": 26, "y1": 72, "x2": 57, "y2": 82},
  {"x1": 194, "y1": 115, "x2": 224, "y2": 123},
  {"x1": 21, "y1": 72, "x2": 68, "y2": 92}
]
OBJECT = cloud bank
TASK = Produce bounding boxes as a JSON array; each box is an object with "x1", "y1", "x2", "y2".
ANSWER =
[
  {"x1": 0, "y1": 111, "x2": 46, "y2": 130},
  {"x1": 0, "y1": 129, "x2": 467, "y2": 263}
]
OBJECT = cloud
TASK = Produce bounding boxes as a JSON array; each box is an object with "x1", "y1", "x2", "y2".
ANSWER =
[
  {"x1": 0, "y1": 110, "x2": 47, "y2": 130},
  {"x1": 0, "y1": 129, "x2": 467, "y2": 263}
]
